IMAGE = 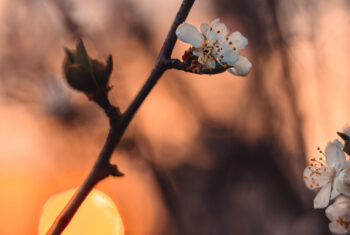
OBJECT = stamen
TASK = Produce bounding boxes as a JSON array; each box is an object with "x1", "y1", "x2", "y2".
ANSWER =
[{"x1": 337, "y1": 217, "x2": 350, "y2": 229}]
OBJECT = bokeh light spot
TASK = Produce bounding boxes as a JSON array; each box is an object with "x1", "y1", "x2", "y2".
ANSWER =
[{"x1": 38, "y1": 188, "x2": 124, "y2": 235}]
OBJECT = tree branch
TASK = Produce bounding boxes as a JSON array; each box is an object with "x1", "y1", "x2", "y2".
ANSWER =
[{"x1": 48, "y1": 0, "x2": 195, "y2": 234}]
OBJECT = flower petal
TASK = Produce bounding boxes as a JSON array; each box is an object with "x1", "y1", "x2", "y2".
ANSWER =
[
  {"x1": 200, "y1": 23, "x2": 209, "y2": 36},
  {"x1": 219, "y1": 49, "x2": 239, "y2": 66},
  {"x1": 209, "y1": 18, "x2": 220, "y2": 27},
  {"x1": 303, "y1": 166, "x2": 330, "y2": 189},
  {"x1": 326, "y1": 200, "x2": 339, "y2": 221},
  {"x1": 326, "y1": 197, "x2": 350, "y2": 234},
  {"x1": 329, "y1": 222, "x2": 348, "y2": 234},
  {"x1": 331, "y1": 177, "x2": 340, "y2": 199},
  {"x1": 343, "y1": 127, "x2": 350, "y2": 137},
  {"x1": 313, "y1": 182, "x2": 331, "y2": 208},
  {"x1": 227, "y1": 31, "x2": 248, "y2": 50},
  {"x1": 207, "y1": 19, "x2": 228, "y2": 42},
  {"x1": 227, "y1": 56, "x2": 252, "y2": 76},
  {"x1": 325, "y1": 139, "x2": 346, "y2": 169},
  {"x1": 176, "y1": 23, "x2": 204, "y2": 48},
  {"x1": 336, "y1": 168, "x2": 350, "y2": 196}
]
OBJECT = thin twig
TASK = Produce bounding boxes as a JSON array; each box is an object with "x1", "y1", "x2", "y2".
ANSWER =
[{"x1": 48, "y1": 0, "x2": 195, "y2": 234}]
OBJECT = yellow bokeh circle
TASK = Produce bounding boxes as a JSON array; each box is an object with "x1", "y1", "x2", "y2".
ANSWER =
[{"x1": 38, "y1": 189, "x2": 124, "y2": 235}]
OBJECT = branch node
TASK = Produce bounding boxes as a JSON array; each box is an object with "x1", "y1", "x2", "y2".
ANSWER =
[
  {"x1": 92, "y1": 91, "x2": 122, "y2": 124},
  {"x1": 108, "y1": 164, "x2": 124, "y2": 177}
]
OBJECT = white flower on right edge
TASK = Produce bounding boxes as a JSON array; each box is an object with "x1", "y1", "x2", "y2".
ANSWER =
[
  {"x1": 303, "y1": 139, "x2": 347, "y2": 209},
  {"x1": 326, "y1": 196, "x2": 350, "y2": 234},
  {"x1": 176, "y1": 19, "x2": 252, "y2": 76}
]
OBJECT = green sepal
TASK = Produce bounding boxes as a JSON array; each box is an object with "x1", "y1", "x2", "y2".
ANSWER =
[
  {"x1": 103, "y1": 55, "x2": 113, "y2": 85},
  {"x1": 64, "y1": 48, "x2": 75, "y2": 64},
  {"x1": 75, "y1": 39, "x2": 92, "y2": 71},
  {"x1": 337, "y1": 132, "x2": 350, "y2": 155},
  {"x1": 338, "y1": 132, "x2": 350, "y2": 141}
]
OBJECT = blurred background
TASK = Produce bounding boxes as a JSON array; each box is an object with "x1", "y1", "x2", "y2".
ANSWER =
[{"x1": 0, "y1": 0, "x2": 349, "y2": 234}]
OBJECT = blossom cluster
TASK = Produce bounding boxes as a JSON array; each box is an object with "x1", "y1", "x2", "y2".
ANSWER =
[
  {"x1": 304, "y1": 129, "x2": 350, "y2": 234},
  {"x1": 176, "y1": 19, "x2": 251, "y2": 76}
]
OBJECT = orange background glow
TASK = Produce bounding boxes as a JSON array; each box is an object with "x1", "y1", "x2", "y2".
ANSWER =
[{"x1": 0, "y1": 0, "x2": 349, "y2": 234}]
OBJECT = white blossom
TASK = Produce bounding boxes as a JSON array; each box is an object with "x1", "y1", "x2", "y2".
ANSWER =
[
  {"x1": 337, "y1": 167, "x2": 350, "y2": 198},
  {"x1": 176, "y1": 19, "x2": 251, "y2": 75},
  {"x1": 326, "y1": 196, "x2": 350, "y2": 234},
  {"x1": 303, "y1": 139, "x2": 346, "y2": 208}
]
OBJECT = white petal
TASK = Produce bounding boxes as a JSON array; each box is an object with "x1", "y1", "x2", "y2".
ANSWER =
[
  {"x1": 326, "y1": 196, "x2": 350, "y2": 219},
  {"x1": 176, "y1": 23, "x2": 204, "y2": 48},
  {"x1": 207, "y1": 19, "x2": 228, "y2": 42},
  {"x1": 218, "y1": 49, "x2": 239, "y2": 66},
  {"x1": 227, "y1": 31, "x2": 248, "y2": 50},
  {"x1": 336, "y1": 169, "x2": 350, "y2": 196},
  {"x1": 343, "y1": 127, "x2": 350, "y2": 136},
  {"x1": 331, "y1": 178, "x2": 340, "y2": 199},
  {"x1": 227, "y1": 56, "x2": 252, "y2": 76},
  {"x1": 209, "y1": 18, "x2": 220, "y2": 28},
  {"x1": 303, "y1": 166, "x2": 330, "y2": 189},
  {"x1": 329, "y1": 222, "x2": 348, "y2": 234},
  {"x1": 325, "y1": 139, "x2": 346, "y2": 168},
  {"x1": 200, "y1": 23, "x2": 209, "y2": 36},
  {"x1": 326, "y1": 201, "x2": 339, "y2": 221},
  {"x1": 313, "y1": 182, "x2": 332, "y2": 208}
]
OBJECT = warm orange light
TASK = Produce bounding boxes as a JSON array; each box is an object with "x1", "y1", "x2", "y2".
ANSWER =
[{"x1": 38, "y1": 189, "x2": 124, "y2": 235}]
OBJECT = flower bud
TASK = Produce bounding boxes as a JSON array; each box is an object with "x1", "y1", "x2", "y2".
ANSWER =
[{"x1": 63, "y1": 39, "x2": 113, "y2": 96}]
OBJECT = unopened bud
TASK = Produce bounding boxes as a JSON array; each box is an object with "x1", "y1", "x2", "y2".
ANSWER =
[{"x1": 63, "y1": 39, "x2": 113, "y2": 97}]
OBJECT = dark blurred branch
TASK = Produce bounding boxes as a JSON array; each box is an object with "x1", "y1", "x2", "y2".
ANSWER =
[{"x1": 48, "y1": 0, "x2": 195, "y2": 234}]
